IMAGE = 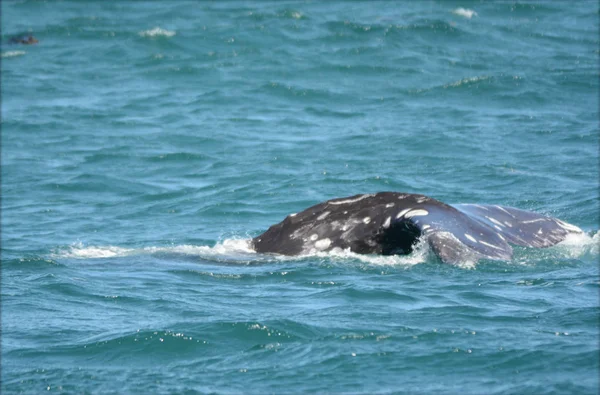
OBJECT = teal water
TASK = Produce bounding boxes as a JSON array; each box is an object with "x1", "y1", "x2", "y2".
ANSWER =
[{"x1": 2, "y1": 1, "x2": 599, "y2": 394}]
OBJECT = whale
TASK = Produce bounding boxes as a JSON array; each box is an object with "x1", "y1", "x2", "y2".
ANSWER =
[{"x1": 252, "y1": 192, "x2": 584, "y2": 264}]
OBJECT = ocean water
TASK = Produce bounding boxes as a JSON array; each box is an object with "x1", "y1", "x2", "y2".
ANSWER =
[{"x1": 1, "y1": 1, "x2": 599, "y2": 393}]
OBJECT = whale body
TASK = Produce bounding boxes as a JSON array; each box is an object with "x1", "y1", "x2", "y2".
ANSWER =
[{"x1": 252, "y1": 192, "x2": 583, "y2": 264}]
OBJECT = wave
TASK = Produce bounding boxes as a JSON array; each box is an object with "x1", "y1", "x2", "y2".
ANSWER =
[
  {"x1": 409, "y1": 75, "x2": 493, "y2": 95},
  {"x1": 52, "y1": 231, "x2": 597, "y2": 268},
  {"x1": 444, "y1": 75, "x2": 491, "y2": 88},
  {"x1": 323, "y1": 19, "x2": 467, "y2": 39}
]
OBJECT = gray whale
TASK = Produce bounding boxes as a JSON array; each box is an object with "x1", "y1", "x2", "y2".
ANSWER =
[{"x1": 252, "y1": 192, "x2": 583, "y2": 264}]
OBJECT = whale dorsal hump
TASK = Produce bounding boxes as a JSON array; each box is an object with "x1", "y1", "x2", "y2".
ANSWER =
[{"x1": 252, "y1": 193, "x2": 583, "y2": 264}]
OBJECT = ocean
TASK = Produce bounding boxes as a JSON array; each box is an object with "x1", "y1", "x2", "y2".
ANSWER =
[{"x1": 1, "y1": 1, "x2": 599, "y2": 394}]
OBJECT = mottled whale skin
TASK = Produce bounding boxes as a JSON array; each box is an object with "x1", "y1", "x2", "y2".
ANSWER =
[{"x1": 252, "y1": 192, "x2": 583, "y2": 264}]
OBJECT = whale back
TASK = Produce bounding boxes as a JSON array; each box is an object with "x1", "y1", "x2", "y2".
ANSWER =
[
  {"x1": 252, "y1": 192, "x2": 583, "y2": 264},
  {"x1": 252, "y1": 192, "x2": 434, "y2": 256}
]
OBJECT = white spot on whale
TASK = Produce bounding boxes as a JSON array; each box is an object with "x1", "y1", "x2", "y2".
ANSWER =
[
  {"x1": 289, "y1": 213, "x2": 297, "y2": 217},
  {"x1": 329, "y1": 194, "x2": 374, "y2": 205},
  {"x1": 522, "y1": 218, "x2": 546, "y2": 224},
  {"x1": 404, "y1": 209, "x2": 429, "y2": 218},
  {"x1": 317, "y1": 211, "x2": 330, "y2": 221},
  {"x1": 415, "y1": 196, "x2": 429, "y2": 203},
  {"x1": 486, "y1": 216, "x2": 504, "y2": 227},
  {"x1": 310, "y1": 234, "x2": 318, "y2": 241},
  {"x1": 479, "y1": 240, "x2": 503, "y2": 250},
  {"x1": 555, "y1": 219, "x2": 583, "y2": 233},
  {"x1": 315, "y1": 238, "x2": 331, "y2": 250},
  {"x1": 495, "y1": 205, "x2": 515, "y2": 217},
  {"x1": 385, "y1": 203, "x2": 395, "y2": 208},
  {"x1": 382, "y1": 216, "x2": 391, "y2": 228},
  {"x1": 363, "y1": 217, "x2": 371, "y2": 224},
  {"x1": 396, "y1": 208, "x2": 412, "y2": 219},
  {"x1": 464, "y1": 233, "x2": 477, "y2": 243}
]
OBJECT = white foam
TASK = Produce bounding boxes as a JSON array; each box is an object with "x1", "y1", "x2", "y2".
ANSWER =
[
  {"x1": 1, "y1": 51, "x2": 26, "y2": 58},
  {"x1": 309, "y1": 238, "x2": 432, "y2": 266},
  {"x1": 452, "y1": 8, "x2": 477, "y2": 19},
  {"x1": 54, "y1": 239, "x2": 255, "y2": 260},
  {"x1": 558, "y1": 232, "x2": 595, "y2": 247},
  {"x1": 139, "y1": 27, "x2": 176, "y2": 38},
  {"x1": 552, "y1": 232, "x2": 598, "y2": 258},
  {"x1": 57, "y1": 243, "x2": 133, "y2": 258}
]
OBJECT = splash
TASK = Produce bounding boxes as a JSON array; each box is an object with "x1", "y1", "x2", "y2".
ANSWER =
[
  {"x1": 310, "y1": 237, "x2": 433, "y2": 267},
  {"x1": 554, "y1": 231, "x2": 598, "y2": 258},
  {"x1": 138, "y1": 27, "x2": 176, "y2": 38}
]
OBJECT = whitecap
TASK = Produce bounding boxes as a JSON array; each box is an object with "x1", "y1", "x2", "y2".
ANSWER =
[
  {"x1": 138, "y1": 27, "x2": 176, "y2": 38},
  {"x1": 452, "y1": 8, "x2": 477, "y2": 19}
]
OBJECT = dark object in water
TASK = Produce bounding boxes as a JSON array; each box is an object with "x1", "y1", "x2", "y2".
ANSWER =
[{"x1": 9, "y1": 35, "x2": 39, "y2": 45}]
